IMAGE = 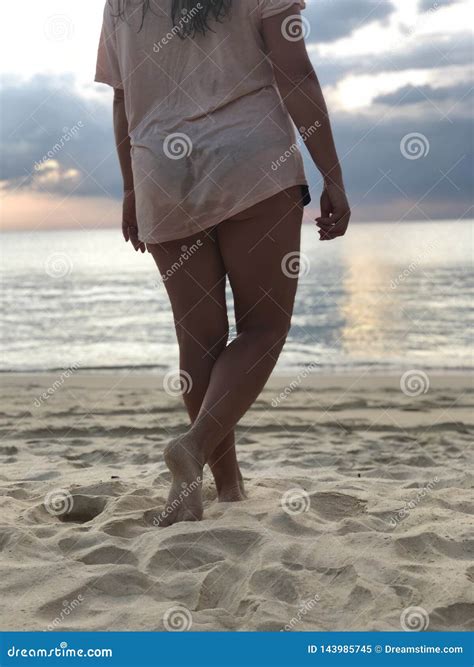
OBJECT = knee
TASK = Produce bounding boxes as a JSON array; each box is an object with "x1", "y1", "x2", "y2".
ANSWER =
[
  {"x1": 244, "y1": 322, "x2": 290, "y2": 358},
  {"x1": 176, "y1": 318, "x2": 229, "y2": 360}
]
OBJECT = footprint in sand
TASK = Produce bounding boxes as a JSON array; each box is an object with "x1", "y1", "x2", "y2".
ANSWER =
[
  {"x1": 76, "y1": 545, "x2": 137, "y2": 566},
  {"x1": 395, "y1": 532, "x2": 474, "y2": 561},
  {"x1": 26, "y1": 494, "x2": 108, "y2": 524},
  {"x1": 249, "y1": 565, "x2": 299, "y2": 603},
  {"x1": 430, "y1": 602, "x2": 474, "y2": 630},
  {"x1": 0, "y1": 446, "x2": 18, "y2": 457},
  {"x1": 310, "y1": 492, "x2": 367, "y2": 521},
  {"x1": 55, "y1": 495, "x2": 108, "y2": 523}
]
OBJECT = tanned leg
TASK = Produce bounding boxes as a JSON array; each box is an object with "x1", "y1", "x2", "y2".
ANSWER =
[
  {"x1": 147, "y1": 229, "x2": 244, "y2": 525},
  {"x1": 162, "y1": 187, "x2": 304, "y2": 524}
]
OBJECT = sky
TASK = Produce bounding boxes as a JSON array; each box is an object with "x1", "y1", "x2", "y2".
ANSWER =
[{"x1": 0, "y1": 0, "x2": 472, "y2": 231}]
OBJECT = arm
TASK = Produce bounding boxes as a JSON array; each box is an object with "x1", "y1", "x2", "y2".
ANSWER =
[
  {"x1": 113, "y1": 87, "x2": 145, "y2": 252},
  {"x1": 262, "y1": 9, "x2": 351, "y2": 240}
]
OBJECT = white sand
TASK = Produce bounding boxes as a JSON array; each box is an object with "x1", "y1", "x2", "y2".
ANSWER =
[{"x1": 0, "y1": 372, "x2": 473, "y2": 632}]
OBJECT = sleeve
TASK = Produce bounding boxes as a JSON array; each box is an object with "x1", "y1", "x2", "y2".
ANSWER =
[
  {"x1": 94, "y1": 7, "x2": 123, "y2": 89},
  {"x1": 259, "y1": 0, "x2": 306, "y2": 19}
]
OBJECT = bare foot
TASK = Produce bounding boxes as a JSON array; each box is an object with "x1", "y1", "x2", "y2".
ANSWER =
[
  {"x1": 216, "y1": 469, "x2": 246, "y2": 503},
  {"x1": 151, "y1": 434, "x2": 204, "y2": 527}
]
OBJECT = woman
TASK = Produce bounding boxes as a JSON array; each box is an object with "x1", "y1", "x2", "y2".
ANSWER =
[{"x1": 96, "y1": 0, "x2": 350, "y2": 525}]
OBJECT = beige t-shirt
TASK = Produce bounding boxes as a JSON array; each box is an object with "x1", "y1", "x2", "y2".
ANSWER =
[{"x1": 96, "y1": 0, "x2": 308, "y2": 242}]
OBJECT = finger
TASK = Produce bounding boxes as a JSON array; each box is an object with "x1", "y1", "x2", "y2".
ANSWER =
[
  {"x1": 327, "y1": 211, "x2": 350, "y2": 229},
  {"x1": 316, "y1": 219, "x2": 335, "y2": 230},
  {"x1": 129, "y1": 226, "x2": 146, "y2": 252},
  {"x1": 319, "y1": 230, "x2": 335, "y2": 241},
  {"x1": 321, "y1": 224, "x2": 348, "y2": 241},
  {"x1": 129, "y1": 228, "x2": 141, "y2": 250},
  {"x1": 122, "y1": 224, "x2": 130, "y2": 242},
  {"x1": 316, "y1": 219, "x2": 337, "y2": 236},
  {"x1": 318, "y1": 223, "x2": 336, "y2": 238},
  {"x1": 316, "y1": 218, "x2": 334, "y2": 227},
  {"x1": 319, "y1": 219, "x2": 348, "y2": 239}
]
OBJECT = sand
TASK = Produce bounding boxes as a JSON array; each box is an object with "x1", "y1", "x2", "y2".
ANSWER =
[{"x1": 0, "y1": 372, "x2": 473, "y2": 632}]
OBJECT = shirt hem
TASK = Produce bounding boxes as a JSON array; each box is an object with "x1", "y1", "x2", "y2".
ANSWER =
[
  {"x1": 139, "y1": 180, "x2": 309, "y2": 244},
  {"x1": 94, "y1": 76, "x2": 123, "y2": 89}
]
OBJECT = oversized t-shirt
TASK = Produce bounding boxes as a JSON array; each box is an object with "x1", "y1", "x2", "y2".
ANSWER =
[{"x1": 95, "y1": 0, "x2": 308, "y2": 242}]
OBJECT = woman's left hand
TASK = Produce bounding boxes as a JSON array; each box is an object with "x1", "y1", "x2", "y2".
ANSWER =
[
  {"x1": 122, "y1": 189, "x2": 146, "y2": 253},
  {"x1": 316, "y1": 183, "x2": 351, "y2": 241}
]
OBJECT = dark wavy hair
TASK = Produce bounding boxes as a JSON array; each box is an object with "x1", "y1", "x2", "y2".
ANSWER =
[{"x1": 111, "y1": 1, "x2": 232, "y2": 37}]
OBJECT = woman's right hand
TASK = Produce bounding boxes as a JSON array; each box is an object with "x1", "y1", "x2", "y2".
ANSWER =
[
  {"x1": 316, "y1": 182, "x2": 351, "y2": 242},
  {"x1": 122, "y1": 189, "x2": 146, "y2": 253}
]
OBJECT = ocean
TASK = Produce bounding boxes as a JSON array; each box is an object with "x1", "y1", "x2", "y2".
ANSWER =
[{"x1": 1, "y1": 220, "x2": 472, "y2": 375}]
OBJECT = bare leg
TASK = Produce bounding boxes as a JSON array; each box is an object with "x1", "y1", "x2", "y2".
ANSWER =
[
  {"x1": 164, "y1": 187, "x2": 303, "y2": 522},
  {"x1": 147, "y1": 230, "x2": 244, "y2": 520}
]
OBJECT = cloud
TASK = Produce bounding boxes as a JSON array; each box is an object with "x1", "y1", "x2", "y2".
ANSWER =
[
  {"x1": 305, "y1": 0, "x2": 395, "y2": 43},
  {"x1": 314, "y1": 32, "x2": 472, "y2": 86},
  {"x1": 418, "y1": 0, "x2": 464, "y2": 11},
  {"x1": 1, "y1": 74, "x2": 472, "y2": 223},
  {"x1": 300, "y1": 109, "x2": 472, "y2": 220},
  {"x1": 374, "y1": 82, "x2": 473, "y2": 107},
  {"x1": 0, "y1": 75, "x2": 121, "y2": 197}
]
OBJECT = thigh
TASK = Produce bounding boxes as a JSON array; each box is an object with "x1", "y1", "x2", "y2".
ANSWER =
[
  {"x1": 147, "y1": 229, "x2": 228, "y2": 338},
  {"x1": 216, "y1": 187, "x2": 304, "y2": 330}
]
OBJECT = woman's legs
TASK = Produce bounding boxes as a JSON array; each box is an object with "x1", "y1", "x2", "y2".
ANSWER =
[
  {"x1": 163, "y1": 186, "x2": 304, "y2": 523},
  {"x1": 147, "y1": 230, "x2": 244, "y2": 513}
]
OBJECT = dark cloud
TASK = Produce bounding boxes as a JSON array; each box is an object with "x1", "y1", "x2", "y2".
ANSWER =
[
  {"x1": 374, "y1": 82, "x2": 473, "y2": 106},
  {"x1": 313, "y1": 32, "x2": 472, "y2": 86},
  {"x1": 1, "y1": 75, "x2": 121, "y2": 197},
  {"x1": 300, "y1": 109, "x2": 472, "y2": 220},
  {"x1": 305, "y1": 0, "x2": 395, "y2": 43},
  {"x1": 418, "y1": 0, "x2": 463, "y2": 11}
]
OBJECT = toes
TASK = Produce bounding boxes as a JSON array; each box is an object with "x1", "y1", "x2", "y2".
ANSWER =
[
  {"x1": 144, "y1": 505, "x2": 201, "y2": 528},
  {"x1": 181, "y1": 509, "x2": 202, "y2": 522}
]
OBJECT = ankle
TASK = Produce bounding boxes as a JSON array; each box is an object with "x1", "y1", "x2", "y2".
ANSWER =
[
  {"x1": 165, "y1": 434, "x2": 205, "y2": 469},
  {"x1": 188, "y1": 421, "x2": 220, "y2": 459},
  {"x1": 217, "y1": 480, "x2": 245, "y2": 502}
]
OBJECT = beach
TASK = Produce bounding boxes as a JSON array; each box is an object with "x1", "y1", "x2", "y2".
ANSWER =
[{"x1": 1, "y1": 371, "x2": 472, "y2": 632}]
